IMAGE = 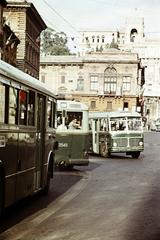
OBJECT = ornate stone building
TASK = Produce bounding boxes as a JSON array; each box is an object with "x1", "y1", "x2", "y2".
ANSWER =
[
  {"x1": 78, "y1": 15, "x2": 160, "y2": 121},
  {"x1": 40, "y1": 50, "x2": 144, "y2": 113},
  {"x1": 0, "y1": 0, "x2": 20, "y2": 66},
  {"x1": 0, "y1": 0, "x2": 7, "y2": 57},
  {"x1": 3, "y1": 0, "x2": 47, "y2": 78}
]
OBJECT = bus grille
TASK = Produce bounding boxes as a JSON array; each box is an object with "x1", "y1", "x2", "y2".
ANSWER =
[
  {"x1": 129, "y1": 138, "x2": 140, "y2": 147},
  {"x1": 114, "y1": 138, "x2": 140, "y2": 147},
  {"x1": 115, "y1": 138, "x2": 128, "y2": 147}
]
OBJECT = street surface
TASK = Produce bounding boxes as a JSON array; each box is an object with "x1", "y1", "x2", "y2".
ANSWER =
[{"x1": 1, "y1": 132, "x2": 160, "y2": 240}]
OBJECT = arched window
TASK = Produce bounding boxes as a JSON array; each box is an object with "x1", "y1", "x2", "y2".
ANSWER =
[
  {"x1": 92, "y1": 36, "x2": 95, "y2": 43},
  {"x1": 130, "y1": 29, "x2": 138, "y2": 42},
  {"x1": 104, "y1": 67, "x2": 117, "y2": 94},
  {"x1": 102, "y1": 35, "x2": 105, "y2": 43}
]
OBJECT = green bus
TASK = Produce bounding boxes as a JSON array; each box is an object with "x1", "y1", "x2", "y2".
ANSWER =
[
  {"x1": 0, "y1": 60, "x2": 58, "y2": 215},
  {"x1": 55, "y1": 100, "x2": 90, "y2": 169},
  {"x1": 89, "y1": 111, "x2": 144, "y2": 158}
]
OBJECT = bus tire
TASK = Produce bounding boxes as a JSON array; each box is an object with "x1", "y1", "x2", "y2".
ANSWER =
[
  {"x1": 42, "y1": 158, "x2": 53, "y2": 195},
  {"x1": 131, "y1": 152, "x2": 140, "y2": 159},
  {"x1": 43, "y1": 170, "x2": 51, "y2": 195},
  {"x1": 100, "y1": 142, "x2": 109, "y2": 158}
]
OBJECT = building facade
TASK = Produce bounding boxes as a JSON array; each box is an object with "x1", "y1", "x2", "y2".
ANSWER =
[
  {"x1": 3, "y1": 0, "x2": 47, "y2": 78},
  {"x1": 0, "y1": 0, "x2": 20, "y2": 66},
  {"x1": 0, "y1": 0, "x2": 7, "y2": 58},
  {"x1": 78, "y1": 15, "x2": 160, "y2": 122},
  {"x1": 40, "y1": 50, "x2": 144, "y2": 112}
]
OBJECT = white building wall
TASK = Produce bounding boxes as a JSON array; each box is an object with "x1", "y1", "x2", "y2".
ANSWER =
[{"x1": 78, "y1": 15, "x2": 160, "y2": 121}]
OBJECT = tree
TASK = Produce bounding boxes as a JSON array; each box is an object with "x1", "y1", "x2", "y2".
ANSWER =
[
  {"x1": 40, "y1": 27, "x2": 71, "y2": 56},
  {"x1": 110, "y1": 35, "x2": 119, "y2": 49}
]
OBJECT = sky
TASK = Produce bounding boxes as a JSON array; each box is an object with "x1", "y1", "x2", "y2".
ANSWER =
[{"x1": 29, "y1": 0, "x2": 160, "y2": 51}]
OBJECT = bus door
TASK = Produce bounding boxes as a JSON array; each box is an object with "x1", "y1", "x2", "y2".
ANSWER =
[
  {"x1": 92, "y1": 119, "x2": 99, "y2": 154},
  {"x1": 35, "y1": 94, "x2": 45, "y2": 191}
]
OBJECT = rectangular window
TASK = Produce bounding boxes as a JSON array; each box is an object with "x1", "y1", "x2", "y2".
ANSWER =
[
  {"x1": 47, "y1": 100, "x2": 52, "y2": 127},
  {"x1": 28, "y1": 90, "x2": 35, "y2": 126},
  {"x1": 9, "y1": 87, "x2": 18, "y2": 124},
  {"x1": 90, "y1": 76, "x2": 98, "y2": 91},
  {"x1": 107, "y1": 101, "x2": 112, "y2": 110},
  {"x1": 90, "y1": 101, "x2": 96, "y2": 109},
  {"x1": 104, "y1": 77, "x2": 117, "y2": 93},
  {"x1": 68, "y1": 79, "x2": 73, "y2": 83},
  {"x1": 0, "y1": 84, "x2": 5, "y2": 123},
  {"x1": 61, "y1": 76, "x2": 65, "y2": 84},
  {"x1": 123, "y1": 76, "x2": 131, "y2": 91},
  {"x1": 77, "y1": 77, "x2": 84, "y2": 90},
  {"x1": 52, "y1": 101, "x2": 56, "y2": 128},
  {"x1": 19, "y1": 90, "x2": 27, "y2": 125},
  {"x1": 123, "y1": 102, "x2": 128, "y2": 110}
]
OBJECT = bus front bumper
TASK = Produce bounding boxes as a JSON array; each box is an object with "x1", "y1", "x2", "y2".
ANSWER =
[
  {"x1": 68, "y1": 159, "x2": 89, "y2": 166},
  {"x1": 110, "y1": 146, "x2": 144, "y2": 153}
]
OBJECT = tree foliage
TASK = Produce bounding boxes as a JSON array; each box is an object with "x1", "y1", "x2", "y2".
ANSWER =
[{"x1": 40, "y1": 27, "x2": 71, "y2": 56}]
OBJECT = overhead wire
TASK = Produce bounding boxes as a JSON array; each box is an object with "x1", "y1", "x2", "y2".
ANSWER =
[{"x1": 42, "y1": 0, "x2": 79, "y2": 33}]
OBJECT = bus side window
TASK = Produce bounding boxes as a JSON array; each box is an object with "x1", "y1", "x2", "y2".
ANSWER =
[
  {"x1": 52, "y1": 101, "x2": 56, "y2": 128},
  {"x1": 111, "y1": 121, "x2": 116, "y2": 131},
  {"x1": 57, "y1": 112, "x2": 62, "y2": 126},
  {"x1": 19, "y1": 90, "x2": 27, "y2": 125},
  {"x1": 47, "y1": 100, "x2": 52, "y2": 127},
  {"x1": 9, "y1": 87, "x2": 18, "y2": 125},
  {"x1": 28, "y1": 90, "x2": 35, "y2": 126},
  {"x1": 0, "y1": 83, "x2": 5, "y2": 123}
]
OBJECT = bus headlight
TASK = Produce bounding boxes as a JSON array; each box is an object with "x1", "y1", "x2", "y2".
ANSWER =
[
  {"x1": 113, "y1": 142, "x2": 117, "y2": 147},
  {"x1": 139, "y1": 141, "x2": 143, "y2": 146}
]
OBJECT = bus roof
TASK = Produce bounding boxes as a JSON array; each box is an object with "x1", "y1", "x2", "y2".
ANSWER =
[
  {"x1": 0, "y1": 60, "x2": 56, "y2": 99},
  {"x1": 89, "y1": 111, "x2": 141, "y2": 119},
  {"x1": 109, "y1": 111, "x2": 141, "y2": 118},
  {"x1": 57, "y1": 100, "x2": 88, "y2": 111}
]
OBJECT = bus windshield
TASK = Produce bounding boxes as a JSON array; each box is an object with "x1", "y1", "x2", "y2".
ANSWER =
[
  {"x1": 110, "y1": 116, "x2": 143, "y2": 132},
  {"x1": 127, "y1": 117, "x2": 143, "y2": 131},
  {"x1": 57, "y1": 111, "x2": 82, "y2": 130}
]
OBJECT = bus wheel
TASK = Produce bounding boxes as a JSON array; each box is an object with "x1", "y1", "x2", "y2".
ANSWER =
[
  {"x1": 43, "y1": 167, "x2": 51, "y2": 195},
  {"x1": 100, "y1": 142, "x2": 109, "y2": 158},
  {"x1": 131, "y1": 152, "x2": 140, "y2": 159}
]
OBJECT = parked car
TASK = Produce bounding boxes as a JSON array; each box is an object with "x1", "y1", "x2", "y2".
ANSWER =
[
  {"x1": 150, "y1": 118, "x2": 160, "y2": 131},
  {"x1": 155, "y1": 118, "x2": 160, "y2": 131},
  {"x1": 150, "y1": 120, "x2": 157, "y2": 131}
]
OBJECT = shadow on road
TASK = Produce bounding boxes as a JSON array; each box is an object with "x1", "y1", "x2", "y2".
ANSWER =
[{"x1": 0, "y1": 161, "x2": 100, "y2": 234}]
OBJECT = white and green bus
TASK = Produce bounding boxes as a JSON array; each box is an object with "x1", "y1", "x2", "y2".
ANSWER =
[
  {"x1": 55, "y1": 100, "x2": 90, "y2": 169},
  {"x1": 89, "y1": 111, "x2": 144, "y2": 159}
]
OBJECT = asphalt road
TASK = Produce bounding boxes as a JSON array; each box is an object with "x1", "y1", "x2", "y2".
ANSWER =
[{"x1": 1, "y1": 132, "x2": 160, "y2": 240}]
